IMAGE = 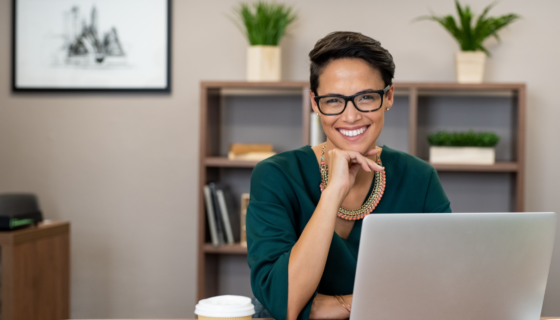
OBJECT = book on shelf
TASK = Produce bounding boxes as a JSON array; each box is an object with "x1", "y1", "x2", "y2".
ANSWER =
[
  {"x1": 216, "y1": 189, "x2": 235, "y2": 244},
  {"x1": 205, "y1": 183, "x2": 241, "y2": 246},
  {"x1": 228, "y1": 143, "x2": 276, "y2": 161},
  {"x1": 240, "y1": 193, "x2": 250, "y2": 247},
  {"x1": 203, "y1": 185, "x2": 220, "y2": 246},
  {"x1": 208, "y1": 183, "x2": 227, "y2": 246}
]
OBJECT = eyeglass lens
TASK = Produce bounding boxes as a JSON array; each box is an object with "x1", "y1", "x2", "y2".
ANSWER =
[{"x1": 318, "y1": 92, "x2": 382, "y2": 114}]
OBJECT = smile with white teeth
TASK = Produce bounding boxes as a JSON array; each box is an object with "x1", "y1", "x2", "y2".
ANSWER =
[{"x1": 339, "y1": 127, "x2": 367, "y2": 137}]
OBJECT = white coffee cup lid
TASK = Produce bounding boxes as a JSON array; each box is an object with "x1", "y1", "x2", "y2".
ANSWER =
[{"x1": 195, "y1": 295, "x2": 255, "y2": 318}]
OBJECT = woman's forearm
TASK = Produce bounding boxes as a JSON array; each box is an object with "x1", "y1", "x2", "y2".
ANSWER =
[
  {"x1": 286, "y1": 147, "x2": 379, "y2": 319},
  {"x1": 287, "y1": 187, "x2": 345, "y2": 320}
]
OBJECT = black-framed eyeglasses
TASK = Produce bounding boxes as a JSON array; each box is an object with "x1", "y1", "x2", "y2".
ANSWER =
[{"x1": 314, "y1": 85, "x2": 391, "y2": 115}]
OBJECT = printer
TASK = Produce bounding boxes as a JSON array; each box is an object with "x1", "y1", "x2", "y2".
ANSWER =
[{"x1": 0, "y1": 193, "x2": 43, "y2": 230}]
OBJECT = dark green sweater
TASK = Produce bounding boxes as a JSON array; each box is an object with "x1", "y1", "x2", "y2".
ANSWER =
[{"x1": 246, "y1": 145, "x2": 451, "y2": 320}]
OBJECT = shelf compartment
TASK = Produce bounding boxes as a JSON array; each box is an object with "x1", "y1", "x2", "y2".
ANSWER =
[
  {"x1": 431, "y1": 161, "x2": 518, "y2": 172},
  {"x1": 204, "y1": 243, "x2": 248, "y2": 255},
  {"x1": 416, "y1": 95, "x2": 516, "y2": 162},
  {"x1": 217, "y1": 94, "x2": 305, "y2": 157}
]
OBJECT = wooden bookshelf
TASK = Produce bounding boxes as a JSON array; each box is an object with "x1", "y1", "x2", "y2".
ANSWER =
[
  {"x1": 197, "y1": 81, "x2": 526, "y2": 300},
  {"x1": 431, "y1": 162, "x2": 519, "y2": 172},
  {"x1": 203, "y1": 243, "x2": 248, "y2": 255}
]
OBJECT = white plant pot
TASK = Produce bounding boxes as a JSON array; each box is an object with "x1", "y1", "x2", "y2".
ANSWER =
[
  {"x1": 430, "y1": 146, "x2": 495, "y2": 165},
  {"x1": 455, "y1": 51, "x2": 486, "y2": 84},
  {"x1": 247, "y1": 45, "x2": 281, "y2": 81}
]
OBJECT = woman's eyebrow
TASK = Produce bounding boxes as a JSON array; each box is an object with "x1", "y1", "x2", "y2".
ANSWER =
[
  {"x1": 322, "y1": 89, "x2": 377, "y2": 96},
  {"x1": 354, "y1": 89, "x2": 377, "y2": 95}
]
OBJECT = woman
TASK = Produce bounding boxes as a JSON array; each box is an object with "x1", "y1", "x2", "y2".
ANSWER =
[{"x1": 246, "y1": 31, "x2": 451, "y2": 320}]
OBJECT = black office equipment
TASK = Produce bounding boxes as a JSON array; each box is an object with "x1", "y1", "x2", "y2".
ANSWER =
[{"x1": 0, "y1": 193, "x2": 43, "y2": 230}]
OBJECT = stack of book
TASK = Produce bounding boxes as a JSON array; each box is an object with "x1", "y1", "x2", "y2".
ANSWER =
[
  {"x1": 228, "y1": 143, "x2": 276, "y2": 161},
  {"x1": 203, "y1": 183, "x2": 240, "y2": 247}
]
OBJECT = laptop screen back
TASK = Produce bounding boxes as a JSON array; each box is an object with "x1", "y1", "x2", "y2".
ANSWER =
[{"x1": 351, "y1": 213, "x2": 556, "y2": 320}]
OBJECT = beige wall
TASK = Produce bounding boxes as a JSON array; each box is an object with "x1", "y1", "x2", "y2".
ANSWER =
[{"x1": 0, "y1": 0, "x2": 559, "y2": 317}]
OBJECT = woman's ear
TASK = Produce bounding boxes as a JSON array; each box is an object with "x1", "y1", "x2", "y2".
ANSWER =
[
  {"x1": 384, "y1": 85, "x2": 395, "y2": 111},
  {"x1": 309, "y1": 90, "x2": 320, "y2": 114}
]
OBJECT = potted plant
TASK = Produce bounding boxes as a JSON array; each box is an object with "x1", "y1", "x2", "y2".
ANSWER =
[
  {"x1": 428, "y1": 131, "x2": 500, "y2": 165},
  {"x1": 232, "y1": 1, "x2": 297, "y2": 81},
  {"x1": 416, "y1": 1, "x2": 520, "y2": 83}
]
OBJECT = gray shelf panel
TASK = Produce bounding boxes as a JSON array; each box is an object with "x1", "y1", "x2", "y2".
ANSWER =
[
  {"x1": 439, "y1": 172, "x2": 514, "y2": 213},
  {"x1": 219, "y1": 95, "x2": 304, "y2": 157},
  {"x1": 377, "y1": 95, "x2": 409, "y2": 153},
  {"x1": 217, "y1": 255, "x2": 253, "y2": 297}
]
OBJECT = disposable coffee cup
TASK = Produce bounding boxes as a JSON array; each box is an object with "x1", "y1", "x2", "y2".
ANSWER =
[{"x1": 195, "y1": 295, "x2": 255, "y2": 320}]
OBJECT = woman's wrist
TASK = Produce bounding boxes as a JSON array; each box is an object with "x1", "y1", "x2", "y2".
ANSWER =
[
  {"x1": 343, "y1": 294, "x2": 352, "y2": 313},
  {"x1": 343, "y1": 294, "x2": 352, "y2": 307},
  {"x1": 335, "y1": 294, "x2": 352, "y2": 315}
]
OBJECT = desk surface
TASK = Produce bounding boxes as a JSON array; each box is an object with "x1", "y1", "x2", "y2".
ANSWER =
[{"x1": 0, "y1": 220, "x2": 69, "y2": 245}]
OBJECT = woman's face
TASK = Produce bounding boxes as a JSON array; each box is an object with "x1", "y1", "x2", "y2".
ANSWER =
[{"x1": 310, "y1": 58, "x2": 394, "y2": 155}]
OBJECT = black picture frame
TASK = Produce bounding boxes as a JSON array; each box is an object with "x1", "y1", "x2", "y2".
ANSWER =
[{"x1": 12, "y1": 0, "x2": 171, "y2": 93}]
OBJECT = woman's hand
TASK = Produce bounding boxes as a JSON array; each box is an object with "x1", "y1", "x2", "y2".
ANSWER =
[
  {"x1": 310, "y1": 294, "x2": 353, "y2": 319},
  {"x1": 325, "y1": 147, "x2": 383, "y2": 200}
]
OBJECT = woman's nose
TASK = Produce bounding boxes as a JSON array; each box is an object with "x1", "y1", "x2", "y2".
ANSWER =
[{"x1": 341, "y1": 100, "x2": 361, "y2": 122}]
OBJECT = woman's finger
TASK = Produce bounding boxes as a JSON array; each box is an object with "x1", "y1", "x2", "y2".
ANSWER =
[
  {"x1": 370, "y1": 161, "x2": 384, "y2": 172},
  {"x1": 363, "y1": 150, "x2": 384, "y2": 172},
  {"x1": 346, "y1": 155, "x2": 371, "y2": 172},
  {"x1": 348, "y1": 151, "x2": 384, "y2": 172},
  {"x1": 346, "y1": 151, "x2": 375, "y2": 172},
  {"x1": 362, "y1": 156, "x2": 383, "y2": 172},
  {"x1": 330, "y1": 148, "x2": 383, "y2": 174}
]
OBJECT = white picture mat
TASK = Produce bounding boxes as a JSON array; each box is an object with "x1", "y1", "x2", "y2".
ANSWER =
[{"x1": 15, "y1": 0, "x2": 168, "y2": 89}]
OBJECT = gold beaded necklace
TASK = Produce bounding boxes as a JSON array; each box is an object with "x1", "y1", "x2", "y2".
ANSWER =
[{"x1": 319, "y1": 145, "x2": 386, "y2": 220}]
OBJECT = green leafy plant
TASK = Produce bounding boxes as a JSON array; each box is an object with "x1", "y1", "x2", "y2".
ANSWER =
[
  {"x1": 232, "y1": 1, "x2": 297, "y2": 46},
  {"x1": 415, "y1": 0, "x2": 520, "y2": 56},
  {"x1": 428, "y1": 131, "x2": 500, "y2": 147}
]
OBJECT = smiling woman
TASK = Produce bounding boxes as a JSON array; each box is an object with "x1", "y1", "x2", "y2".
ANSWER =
[{"x1": 246, "y1": 31, "x2": 452, "y2": 320}]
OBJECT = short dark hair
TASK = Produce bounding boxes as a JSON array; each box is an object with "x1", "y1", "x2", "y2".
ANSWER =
[{"x1": 309, "y1": 31, "x2": 395, "y2": 95}]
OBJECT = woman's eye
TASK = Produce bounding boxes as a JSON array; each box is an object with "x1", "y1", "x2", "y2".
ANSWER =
[
  {"x1": 361, "y1": 95, "x2": 375, "y2": 100},
  {"x1": 326, "y1": 98, "x2": 341, "y2": 104}
]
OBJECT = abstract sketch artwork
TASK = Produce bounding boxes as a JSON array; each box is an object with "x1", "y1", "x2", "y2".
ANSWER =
[
  {"x1": 62, "y1": 6, "x2": 126, "y2": 66},
  {"x1": 13, "y1": 0, "x2": 170, "y2": 91}
]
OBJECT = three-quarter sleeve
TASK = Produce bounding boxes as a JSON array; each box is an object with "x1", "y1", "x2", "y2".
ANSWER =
[
  {"x1": 423, "y1": 168, "x2": 452, "y2": 213},
  {"x1": 246, "y1": 161, "x2": 316, "y2": 320}
]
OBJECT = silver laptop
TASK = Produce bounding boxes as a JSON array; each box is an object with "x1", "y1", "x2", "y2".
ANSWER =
[{"x1": 352, "y1": 212, "x2": 557, "y2": 320}]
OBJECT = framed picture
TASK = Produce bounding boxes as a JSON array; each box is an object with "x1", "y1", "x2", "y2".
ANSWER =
[{"x1": 12, "y1": 0, "x2": 171, "y2": 92}]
